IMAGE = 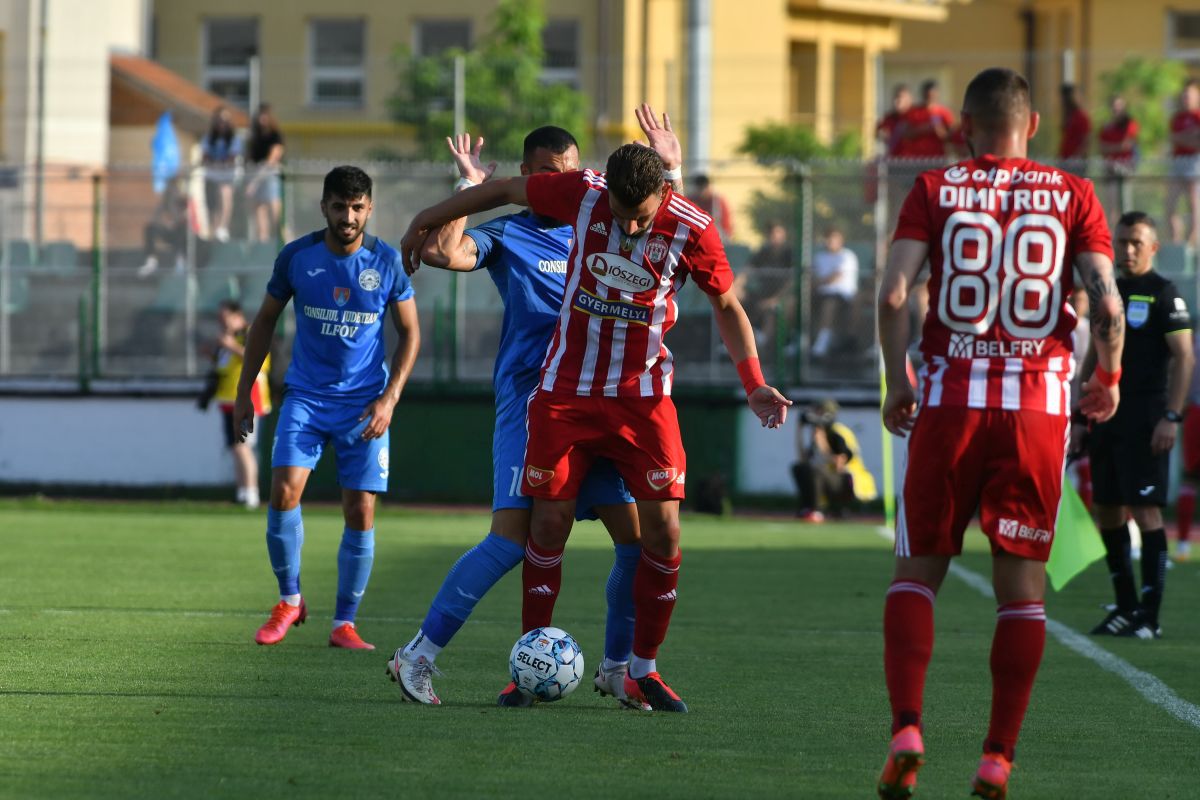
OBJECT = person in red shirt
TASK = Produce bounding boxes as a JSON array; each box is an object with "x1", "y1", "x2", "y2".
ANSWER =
[
  {"x1": 877, "y1": 83, "x2": 913, "y2": 157},
  {"x1": 1058, "y1": 83, "x2": 1092, "y2": 170},
  {"x1": 1166, "y1": 80, "x2": 1200, "y2": 246},
  {"x1": 894, "y1": 80, "x2": 955, "y2": 160},
  {"x1": 1098, "y1": 94, "x2": 1139, "y2": 225},
  {"x1": 690, "y1": 173, "x2": 735, "y2": 240},
  {"x1": 400, "y1": 107, "x2": 791, "y2": 714},
  {"x1": 875, "y1": 67, "x2": 1124, "y2": 799}
]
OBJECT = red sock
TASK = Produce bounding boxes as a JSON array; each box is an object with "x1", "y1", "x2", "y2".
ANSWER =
[
  {"x1": 1178, "y1": 486, "x2": 1195, "y2": 543},
  {"x1": 883, "y1": 580, "x2": 936, "y2": 733},
  {"x1": 632, "y1": 548, "x2": 681, "y2": 659},
  {"x1": 521, "y1": 539, "x2": 563, "y2": 634},
  {"x1": 985, "y1": 602, "x2": 1046, "y2": 761}
]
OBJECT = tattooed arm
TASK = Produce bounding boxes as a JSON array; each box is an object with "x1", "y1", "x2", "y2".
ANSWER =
[{"x1": 1076, "y1": 251, "x2": 1125, "y2": 422}]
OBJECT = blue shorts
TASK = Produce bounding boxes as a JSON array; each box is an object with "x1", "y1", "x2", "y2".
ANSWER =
[
  {"x1": 493, "y1": 390, "x2": 632, "y2": 520},
  {"x1": 272, "y1": 391, "x2": 389, "y2": 493}
]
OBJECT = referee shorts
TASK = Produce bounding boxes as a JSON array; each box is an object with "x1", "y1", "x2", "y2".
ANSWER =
[{"x1": 1088, "y1": 394, "x2": 1169, "y2": 507}]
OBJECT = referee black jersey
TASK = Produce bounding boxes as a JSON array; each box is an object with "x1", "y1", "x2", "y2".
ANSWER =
[{"x1": 1115, "y1": 270, "x2": 1191, "y2": 397}]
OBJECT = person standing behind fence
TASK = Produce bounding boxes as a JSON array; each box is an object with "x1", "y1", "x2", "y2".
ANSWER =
[
  {"x1": 201, "y1": 106, "x2": 242, "y2": 243},
  {"x1": 691, "y1": 174, "x2": 735, "y2": 240},
  {"x1": 811, "y1": 226, "x2": 858, "y2": 359},
  {"x1": 244, "y1": 103, "x2": 285, "y2": 244},
  {"x1": 895, "y1": 80, "x2": 954, "y2": 161},
  {"x1": 1058, "y1": 84, "x2": 1091, "y2": 173},
  {"x1": 1098, "y1": 95, "x2": 1138, "y2": 224},
  {"x1": 877, "y1": 84, "x2": 913, "y2": 157},
  {"x1": 1167, "y1": 80, "x2": 1200, "y2": 247}
]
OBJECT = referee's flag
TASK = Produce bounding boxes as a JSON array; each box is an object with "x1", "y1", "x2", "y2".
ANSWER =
[{"x1": 1047, "y1": 480, "x2": 1106, "y2": 591}]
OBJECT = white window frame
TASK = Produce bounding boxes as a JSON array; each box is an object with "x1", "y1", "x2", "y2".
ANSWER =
[
  {"x1": 201, "y1": 17, "x2": 257, "y2": 108},
  {"x1": 412, "y1": 19, "x2": 472, "y2": 59},
  {"x1": 541, "y1": 18, "x2": 580, "y2": 87},
  {"x1": 1167, "y1": 10, "x2": 1200, "y2": 62},
  {"x1": 308, "y1": 18, "x2": 366, "y2": 109}
]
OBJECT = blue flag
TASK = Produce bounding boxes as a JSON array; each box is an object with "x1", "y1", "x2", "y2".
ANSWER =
[{"x1": 151, "y1": 111, "x2": 180, "y2": 194}]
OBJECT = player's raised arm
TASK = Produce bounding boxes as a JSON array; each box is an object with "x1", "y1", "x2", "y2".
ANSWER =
[
  {"x1": 233, "y1": 292, "x2": 287, "y2": 441},
  {"x1": 401, "y1": 177, "x2": 531, "y2": 274},
  {"x1": 877, "y1": 238, "x2": 928, "y2": 436},
  {"x1": 1076, "y1": 251, "x2": 1125, "y2": 422},
  {"x1": 635, "y1": 103, "x2": 684, "y2": 193},
  {"x1": 707, "y1": 288, "x2": 792, "y2": 428},
  {"x1": 421, "y1": 133, "x2": 497, "y2": 273}
]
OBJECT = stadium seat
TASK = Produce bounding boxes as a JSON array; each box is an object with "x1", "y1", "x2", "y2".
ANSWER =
[
  {"x1": 150, "y1": 272, "x2": 188, "y2": 312},
  {"x1": 197, "y1": 269, "x2": 241, "y2": 312},
  {"x1": 7, "y1": 240, "x2": 35, "y2": 269},
  {"x1": 206, "y1": 241, "x2": 246, "y2": 270},
  {"x1": 43, "y1": 240, "x2": 79, "y2": 275},
  {"x1": 1156, "y1": 244, "x2": 1195, "y2": 277}
]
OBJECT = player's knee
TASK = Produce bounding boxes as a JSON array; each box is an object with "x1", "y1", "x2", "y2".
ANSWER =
[{"x1": 530, "y1": 503, "x2": 573, "y2": 549}]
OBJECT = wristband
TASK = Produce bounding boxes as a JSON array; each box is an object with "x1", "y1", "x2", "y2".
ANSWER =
[
  {"x1": 453, "y1": 177, "x2": 477, "y2": 193},
  {"x1": 736, "y1": 357, "x2": 766, "y2": 396},
  {"x1": 1094, "y1": 364, "x2": 1122, "y2": 387},
  {"x1": 663, "y1": 165, "x2": 682, "y2": 182},
  {"x1": 1164, "y1": 409, "x2": 1184, "y2": 423}
]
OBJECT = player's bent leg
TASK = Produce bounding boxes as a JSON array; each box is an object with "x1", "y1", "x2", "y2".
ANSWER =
[
  {"x1": 626, "y1": 500, "x2": 686, "y2": 712},
  {"x1": 591, "y1": 502, "x2": 646, "y2": 708}
]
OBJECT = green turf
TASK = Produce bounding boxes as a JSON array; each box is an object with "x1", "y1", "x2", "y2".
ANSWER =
[{"x1": 1, "y1": 499, "x2": 1198, "y2": 798}]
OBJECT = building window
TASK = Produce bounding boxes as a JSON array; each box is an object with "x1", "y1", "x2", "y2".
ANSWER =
[
  {"x1": 541, "y1": 19, "x2": 579, "y2": 87},
  {"x1": 414, "y1": 20, "x2": 471, "y2": 58},
  {"x1": 203, "y1": 18, "x2": 258, "y2": 108},
  {"x1": 309, "y1": 19, "x2": 366, "y2": 108},
  {"x1": 1170, "y1": 12, "x2": 1200, "y2": 63}
]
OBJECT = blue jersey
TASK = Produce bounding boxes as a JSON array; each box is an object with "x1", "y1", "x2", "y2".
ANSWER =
[
  {"x1": 466, "y1": 211, "x2": 572, "y2": 399},
  {"x1": 267, "y1": 231, "x2": 413, "y2": 401}
]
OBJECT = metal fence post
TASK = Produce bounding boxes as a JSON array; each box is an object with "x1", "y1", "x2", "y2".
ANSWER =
[
  {"x1": 91, "y1": 172, "x2": 104, "y2": 378},
  {"x1": 78, "y1": 294, "x2": 90, "y2": 393},
  {"x1": 790, "y1": 161, "x2": 813, "y2": 385}
]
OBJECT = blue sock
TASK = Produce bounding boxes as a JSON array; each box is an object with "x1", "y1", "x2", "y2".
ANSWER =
[
  {"x1": 335, "y1": 527, "x2": 375, "y2": 623},
  {"x1": 605, "y1": 542, "x2": 641, "y2": 663},
  {"x1": 266, "y1": 506, "x2": 304, "y2": 596},
  {"x1": 422, "y1": 533, "x2": 525, "y2": 647}
]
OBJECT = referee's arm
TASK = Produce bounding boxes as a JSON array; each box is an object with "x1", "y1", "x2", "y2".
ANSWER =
[{"x1": 1153, "y1": 331, "x2": 1194, "y2": 454}]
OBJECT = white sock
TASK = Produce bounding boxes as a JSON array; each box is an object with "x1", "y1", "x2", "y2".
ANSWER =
[
  {"x1": 601, "y1": 657, "x2": 628, "y2": 672},
  {"x1": 404, "y1": 629, "x2": 443, "y2": 663},
  {"x1": 332, "y1": 619, "x2": 354, "y2": 630},
  {"x1": 281, "y1": 594, "x2": 301, "y2": 607},
  {"x1": 629, "y1": 655, "x2": 656, "y2": 680},
  {"x1": 813, "y1": 328, "x2": 832, "y2": 355},
  {"x1": 236, "y1": 487, "x2": 247, "y2": 502},
  {"x1": 245, "y1": 487, "x2": 260, "y2": 508}
]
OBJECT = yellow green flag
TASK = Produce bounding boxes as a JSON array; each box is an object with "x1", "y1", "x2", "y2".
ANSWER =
[{"x1": 1046, "y1": 480, "x2": 1106, "y2": 591}]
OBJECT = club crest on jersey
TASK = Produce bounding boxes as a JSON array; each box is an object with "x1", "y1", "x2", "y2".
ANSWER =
[
  {"x1": 333, "y1": 287, "x2": 351, "y2": 306},
  {"x1": 358, "y1": 268, "x2": 381, "y2": 291},
  {"x1": 1127, "y1": 299, "x2": 1150, "y2": 328},
  {"x1": 586, "y1": 252, "x2": 655, "y2": 293},
  {"x1": 525, "y1": 465, "x2": 555, "y2": 487},
  {"x1": 646, "y1": 467, "x2": 682, "y2": 491},
  {"x1": 644, "y1": 236, "x2": 669, "y2": 263}
]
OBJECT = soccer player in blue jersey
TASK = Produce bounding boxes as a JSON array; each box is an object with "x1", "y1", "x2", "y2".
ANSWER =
[
  {"x1": 233, "y1": 165, "x2": 420, "y2": 651},
  {"x1": 386, "y1": 120, "x2": 680, "y2": 707}
]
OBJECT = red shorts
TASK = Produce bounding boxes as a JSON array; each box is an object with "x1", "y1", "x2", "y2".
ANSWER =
[
  {"x1": 898, "y1": 406, "x2": 1067, "y2": 562},
  {"x1": 522, "y1": 392, "x2": 687, "y2": 501},
  {"x1": 1184, "y1": 404, "x2": 1200, "y2": 476}
]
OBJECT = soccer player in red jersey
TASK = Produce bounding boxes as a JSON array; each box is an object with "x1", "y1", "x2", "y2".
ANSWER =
[
  {"x1": 875, "y1": 68, "x2": 1125, "y2": 799},
  {"x1": 877, "y1": 84, "x2": 913, "y2": 158},
  {"x1": 1166, "y1": 79, "x2": 1200, "y2": 246},
  {"x1": 894, "y1": 80, "x2": 955, "y2": 160},
  {"x1": 401, "y1": 106, "x2": 791, "y2": 713}
]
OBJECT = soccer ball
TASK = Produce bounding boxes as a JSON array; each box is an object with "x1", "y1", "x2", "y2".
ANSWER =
[{"x1": 509, "y1": 626, "x2": 584, "y2": 702}]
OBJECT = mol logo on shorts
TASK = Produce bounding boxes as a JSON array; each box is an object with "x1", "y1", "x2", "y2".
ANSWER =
[
  {"x1": 525, "y1": 465, "x2": 555, "y2": 487},
  {"x1": 997, "y1": 517, "x2": 1051, "y2": 544},
  {"x1": 646, "y1": 467, "x2": 683, "y2": 491}
]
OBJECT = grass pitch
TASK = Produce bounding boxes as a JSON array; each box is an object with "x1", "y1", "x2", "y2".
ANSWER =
[{"x1": 1, "y1": 499, "x2": 1198, "y2": 799}]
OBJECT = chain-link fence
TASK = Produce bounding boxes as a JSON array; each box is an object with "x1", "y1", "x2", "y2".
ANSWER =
[{"x1": 2, "y1": 158, "x2": 1198, "y2": 392}]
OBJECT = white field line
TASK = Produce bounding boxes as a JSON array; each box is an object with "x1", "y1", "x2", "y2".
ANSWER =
[{"x1": 875, "y1": 526, "x2": 1200, "y2": 731}]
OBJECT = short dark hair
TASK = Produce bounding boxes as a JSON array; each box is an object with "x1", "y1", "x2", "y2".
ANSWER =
[
  {"x1": 605, "y1": 144, "x2": 664, "y2": 208},
  {"x1": 1117, "y1": 210, "x2": 1157, "y2": 231},
  {"x1": 692, "y1": 173, "x2": 711, "y2": 190},
  {"x1": 322, "y1": 165, "x2": 372, "y2": 202},
  {"x1": 920, "y1": 79, "x2": 938, "y2": 98},
  {"x1": 218, "y1": 299, "x2": 243, "y2": 314},
  {"x1": 523, "y1": 126, "x2": 578, "y2": 162},
  {"x1": 962, "y1": 68, "x2": 1031, "y2": 133}
]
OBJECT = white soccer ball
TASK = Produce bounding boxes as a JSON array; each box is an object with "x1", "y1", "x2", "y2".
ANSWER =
[{"x1": 509, "y1": 626, "x2": 585, "y2": 702}]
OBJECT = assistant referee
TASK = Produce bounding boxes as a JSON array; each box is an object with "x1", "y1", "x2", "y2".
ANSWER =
[{"x1": 1074, "y1": 211, "x2": 1194, "y2": 638}]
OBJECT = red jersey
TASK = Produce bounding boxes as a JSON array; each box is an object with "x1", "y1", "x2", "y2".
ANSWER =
[
  {"x1": 893, "y1": 155, "x2": 1112, "y2": 416},
  {"x1": 1058, "y1": 108, "x2": 1091, "y2": 159},
  {"x1": 525, "y1": 169, "x2": 734, "y2": 398},
  {"x1": 1171, "y1": 110, "x2": 1200, "y2": 156},
  {"x1": 896, "y1": 104, "x2": 955, "y2": 159},
  {"x1": 877, "y1": 110, "x2": 904, "y2": 156},
  {"x1": 1099, "y1": 116, "x2": 1138, "y2": 163}
]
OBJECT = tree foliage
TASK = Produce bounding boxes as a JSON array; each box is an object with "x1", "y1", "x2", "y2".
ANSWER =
[
  {"x1": 388, "y1": 0, "x2": 589, "y2": 161},
  {"x1": 1098, "y1": 57, "x2": 1188, "y2": 155},
  {"x1": 737, "y1": 122, "x2": 861, "y2": 163}
]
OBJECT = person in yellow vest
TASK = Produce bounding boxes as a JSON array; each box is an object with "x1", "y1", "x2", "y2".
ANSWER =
[
  {"x1": 202, "y1": 299, "x2": 272, "y2": 508},
  {"x1": 791, "y1": 399, "x2": 877, "y2": 521}
]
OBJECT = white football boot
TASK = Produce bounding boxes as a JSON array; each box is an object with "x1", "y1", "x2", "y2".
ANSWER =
[
  {"x1": 593, "y1": 661, "x2": 651, "y2": 711},
  {"x1": 386, "y1": 650, "x2": 443, "y2": 705}
]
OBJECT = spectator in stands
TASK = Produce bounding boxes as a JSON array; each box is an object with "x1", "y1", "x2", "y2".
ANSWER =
[
  {"x1": 877, "y1": 84, "x2": 912, "y2": 157},
  {"x1": 201, "y1": 105, "x2": 242, "y2": 243},
  {"x1": 895, "y1": 80, "x2": 954, "y2": 160},
  {"x1": 811, "y1": 225, "x2": 859, "y2": 359},
  {"x1": 1099, "y1": 94, "x2": 1138, "y2": 224},
  {"x1": 244, "y1": 103, "x2": 286, "y2": 244},
  {"x1": 137, "y1": 178, "x2": 188, "y2": 277},
  {"x1": 791, "y1": 399, "x2": 877, "y2": 522},
  {"x1": 691, "y1": 173, "x2": 735, "y2": 240},
  {"x1": 1058, "y1": 83, "x2": 1092, "y2": 171},
  {"x1": 735, "y1": 220, "x2": 793, "y2": 346},
  {"x1": 1166, "y1": 79, "x2": 1200, "y2": 246}
]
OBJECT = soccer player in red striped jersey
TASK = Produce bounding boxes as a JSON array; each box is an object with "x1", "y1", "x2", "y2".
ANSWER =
[
  {"x1": 875, "y1": 68, "x2": 1125, "y2": 798},
  {"x1": 401, "y1": 107, "x2": 791, "y2": 713}
]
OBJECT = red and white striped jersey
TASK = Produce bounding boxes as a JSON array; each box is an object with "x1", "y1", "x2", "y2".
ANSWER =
[
  {"x1": 893, "y1": 155, "x2": 1112, "y2": 415},
  {"x1": 525, "y1": 169, "x2": 733, "y2": 397}
]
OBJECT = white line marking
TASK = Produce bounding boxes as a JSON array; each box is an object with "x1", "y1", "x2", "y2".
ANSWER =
[{"x1": 875, "y1": 526, "x2": 1200, "y2": 731}]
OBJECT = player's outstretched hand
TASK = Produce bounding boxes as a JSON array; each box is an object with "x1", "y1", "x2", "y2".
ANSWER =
[
  {"x1": 400, "y1": 220, "x2": 432, "y2": 275},
  {"x1": 1079, "y1": 372, "x2": 1119, "y2": 423},
  {"x1": 359, "y1": 395, "x2": 397, "y2": 440},
  {"x1": 447, "y1": 133, "x2": 497, "y2": 185},
  {"x1": 232, "y1": 395, "x2": 255, "y2": 443},
  {"x1": 882, "y1": 383, "x2": 917, "y2": 437},
  {"x1": 635, "y1": 103, "x2": 682, "y2": 172},
  {"x1": 748, "y1": 385, "x2": 792, "y2": 429}
]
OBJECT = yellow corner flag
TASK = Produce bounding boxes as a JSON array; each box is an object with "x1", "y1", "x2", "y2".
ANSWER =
[{"x1": 1046, "y1": 480, "x2": 1106, "y2": 591}]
